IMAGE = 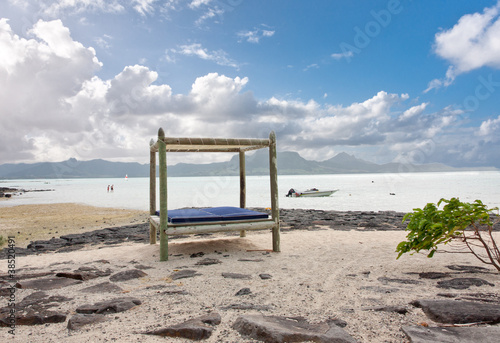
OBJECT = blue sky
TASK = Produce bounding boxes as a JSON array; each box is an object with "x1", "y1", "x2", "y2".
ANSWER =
[{"x1": 1, "y1": 0, "x2": 500, "y2": 168}]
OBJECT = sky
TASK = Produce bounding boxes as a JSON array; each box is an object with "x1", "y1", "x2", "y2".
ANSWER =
[{"x1": 1, "y1": 0, "x2": 500, "y2": 168}]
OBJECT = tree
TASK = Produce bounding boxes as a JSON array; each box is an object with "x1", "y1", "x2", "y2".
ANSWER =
[{"x1": 396, "y1": 198, "x2": 500, "y2": 272}]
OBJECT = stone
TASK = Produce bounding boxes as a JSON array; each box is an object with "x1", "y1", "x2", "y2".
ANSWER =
[
  {"x1": 0, "y1": 291, "x2": 70, "y2": 326},
  {"x1": 144, "y1": 312, "x2": 221, "y2": 340},
  {"x1": 362, "y1": 305, "x2": 408, "y2": 315},
  {"x1": 402, "y1": 325, "x2": 500, "y2": 343},
  {"x1": 411, "y1": 299, "x2": 500, "y2": 324},
  {"x1": 378, "y1": 277, "x2": 422, "y2": 285},
  {"x1": 16, "y1": 276, "x2": 82, "y2": 290},
  {"x1": 160, "y1": 289, "x2": 189, "y2": 295},
  {"x1": 235, "y1": 288, "x2": 252, "y2": 296},
  {"x1": 1, "y1": 310, "x2": 67, "y2": 326},
  {"x1": 109, "y1": 269, "x2": 147, "y2": 282},
  {"x1": 0, "y1": 284, "x2": 13, "y2": 297},
  {"x1": 459, "y1": 292, "x2": 500, "y2": 303},
  {"x1": 445, "y1": 265, "x2": 491, "y2": 273},
  {"x1": 134, "y1": 264, "x2": 153, "y2": 270},
  {"x1": 221, "y1": 303, "x2": 273, "y2": 311},
  {"x1": 67, "y1": 313, "x2": 109, "y2": 330},
  {"x1": 26, "y1": 238, "x2": 71, "y2": 251},
  {"x1": 0, "y1": 271, "x2": 53, "y2": 282},
  {"x1": 436, "y1": 278, "x2": 494, "y2": 290},
  {"x1": 418, "y1": 272, "x2": 450, "y2": 279},
  {"x1": 76, "y1": 297, "x2": 142, "y2": 315},
  {"x1": 78, "y1": 265, "x2": 113, "y2": 275},
  {"x1": 195, "y1": 258, "x2": 222, "y2": 265},
  {"x1": 358, "y1": 220, "x2": 382, "y2": 228},
  {"x1": 222, "y1": 272, "x2": 252, "y2": 279},
  {"x1": 56, "y1": 266, "x2": 112, "y2": 281},
  {"x1": 80, "y1": 282, "x2": 124, "y2": 293},
  {"x1": 359, "y1": 285, "x2": 400, "y2": 294},
  {"x1": 233, "y1": 314, "x2": 357, "y2": 343},
  {"x1": 170, "y1": 269, "x2": 201, "y2": 280},
  {"x1": 259, "y1": 273, "x2": 272, "y2": 280},
  {"x1": 0, "y1": 222, "x2": 150, "y2": 258}
]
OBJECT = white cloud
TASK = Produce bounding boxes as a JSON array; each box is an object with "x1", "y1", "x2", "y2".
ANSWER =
[
  {"x1": 398, "y1": 103, "x2": 429, "y2": 122},
  {"x1": 298, "y1": 91, "x2": 403, "y2": 143},
  {"x1": 8, "y1": 0, "x2": 181, "y2": 18},
  {"x1": 0, "y1": 18, "x2": 103, "y2": 162},
  {"x1": 426, "y1": 1, "x2": 500, "y2": 91},
  {"x1": 171, "y1": 43, "x2": 240, "y2": 69},
  {"x1": 188, "y1": 0, "x2": 225, "y2": 26},
  {"x1": 194, "y1": 7, "x2": 223, "y2": 26},
  {"x1": 132, "y1": 0, "x2": 157, "y2": 16},
  {"x1": 189, "y1": 0, "x2": 212, "y2": 9},
  {"x1": 303, "y1": 64, "x2": 319, "y2": 72},
  {"x1": 478, "y1": 115, "x2": 500, "y2": 142},
  {"x1": 39, "y1": 0, "x2": 125, "y2": 17},
  {"x1": 237, "y1": 28, "x2": 275, "y2": 43},
  {"x1": 30, "y1": 19, "x2": 85, "y2": 58},
  {"x1": 94, "y1": 34, "x2": 112, "y2": 50},
  {"x1": 105, "y1": 65, "x2": 173, "y2": 115},
  {"x1": 331, "y1": 51, "x2": 354, "y2": 60},
  {"x1": 190, "y1": 73, "x2": 247, "y2": 103},
  {"x1": 1, "y1": 18, "x2": 499, "y2": 167}
]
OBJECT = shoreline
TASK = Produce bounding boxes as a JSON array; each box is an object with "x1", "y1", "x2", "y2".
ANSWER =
[
  {"x1": 1, "y1": 203, "x2": 498, "y2": 258},
  {"x1": 0, "y1": 203, "x2": 148, "y2": 249},
  {"x1": 0, "y1": 204, "x2": 408, "y2": 257}
]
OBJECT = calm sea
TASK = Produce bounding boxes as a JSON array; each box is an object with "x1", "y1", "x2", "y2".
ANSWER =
[{"x1": 1, "y1": 172, "x2": 499, "y2": 213}]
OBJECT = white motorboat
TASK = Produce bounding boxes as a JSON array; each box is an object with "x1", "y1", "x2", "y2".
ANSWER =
[{"x1": 285, "y1": 188, "x2": 338, "y2": 197}]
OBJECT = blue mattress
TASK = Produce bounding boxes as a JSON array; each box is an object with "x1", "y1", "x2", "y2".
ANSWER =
[{"x1": 156, "y1": 206, "x2": 269, "y2": 224}]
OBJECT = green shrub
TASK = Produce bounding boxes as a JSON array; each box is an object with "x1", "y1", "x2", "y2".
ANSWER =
[{"x1": 396, "y1": 198, "x2": 500, "y2": 272}]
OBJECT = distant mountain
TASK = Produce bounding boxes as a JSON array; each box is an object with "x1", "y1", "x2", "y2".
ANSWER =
[
  {"x1": 0, "y1": 158, "x2": 149, "y2": 179},
  {"x1": 0, "y1": 152, "x2": 496, "y2": 179},
  {"x1": 319, "y1": 152, "x2": 379, "y2": 173}
]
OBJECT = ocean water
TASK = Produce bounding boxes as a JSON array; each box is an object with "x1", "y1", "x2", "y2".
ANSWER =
[{"x1": 1, "y1": 171, "x2": 499, "y2": 213}]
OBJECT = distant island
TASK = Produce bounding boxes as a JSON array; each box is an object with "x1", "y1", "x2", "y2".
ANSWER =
[{"x1": 0, "y1": 151, "x2": 496, "y2": 179}]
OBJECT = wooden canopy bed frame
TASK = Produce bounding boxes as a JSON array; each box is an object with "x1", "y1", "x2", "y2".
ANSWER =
[{"x1": 149, "y1": 127, "x2": 280, "y2": 261}]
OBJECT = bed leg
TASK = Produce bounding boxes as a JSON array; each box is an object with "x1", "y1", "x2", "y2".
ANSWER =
[
  {"x1": 149, "y1": 222, "x2": 156, "y2": 244},
  {"x1": 269, "y1": 131, "x2": 280, "y2": 252},
  {"x1": 158, "y1": 128, "x2": 168, "y2": 261},
  {"x1": 240, "y1": 230, "x2": 246, "y2": 237}
]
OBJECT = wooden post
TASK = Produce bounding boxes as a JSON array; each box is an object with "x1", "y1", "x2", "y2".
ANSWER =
[
  {"x1": 149, "y1": 139, "x2": 157, "y2": 244},
  {"x1": 158, "y1": 128, "x2": 168, "y2": 261},
  {"x1": 269, "y1": 131, "x2": 280, "y2": 252},
  {"x1": 239, "y1": 150, "x2": 246, "y2": 237}
]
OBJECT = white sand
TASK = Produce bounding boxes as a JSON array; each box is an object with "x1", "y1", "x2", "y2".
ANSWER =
[{"x1": 1, "y1": 228, "x2": 498, "y2": 342}]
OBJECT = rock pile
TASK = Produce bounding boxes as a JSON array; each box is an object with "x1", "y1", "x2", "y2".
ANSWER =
[{"x1": 0, "y1": 256, "x2": 498, "y2": 342}]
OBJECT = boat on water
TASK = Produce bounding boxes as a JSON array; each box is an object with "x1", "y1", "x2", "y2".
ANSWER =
[{"x1": 285, "y1": 188, "x2": 339, "y2": 197}]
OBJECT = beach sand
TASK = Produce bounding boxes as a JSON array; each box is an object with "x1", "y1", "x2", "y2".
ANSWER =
[
  {"x1": 0, "y1": 203, "x2": 148, "y2": 247},
  {"x1": 0, "y1": 204, "x2": 499, "y2": 342}
]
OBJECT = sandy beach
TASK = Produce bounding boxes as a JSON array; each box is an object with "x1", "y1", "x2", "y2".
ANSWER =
[
  {"x1": 0, "y1": 204, "x2": 499, "y2": 342},
  {"x1": 0, "y1": 203, "x2": 148, "y2": 248}
]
